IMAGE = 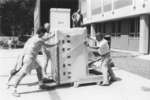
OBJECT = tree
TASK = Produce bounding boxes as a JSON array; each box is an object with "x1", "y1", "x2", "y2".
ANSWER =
[{"x1": 1, "y1": 0, "x2": 36, "y2": 36}]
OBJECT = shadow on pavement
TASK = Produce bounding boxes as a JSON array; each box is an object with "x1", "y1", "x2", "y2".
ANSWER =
[
  {"x1": 109, "y1": 77, "x2": 122, "y2": 85},
  {"x1": 19, "y1": 86, "x2": 55, "y2": 95},
  {"x1": 18, "y1": 83, "x2": 72, "y2": 95},
  {"x1": 48, "y1": 90, "x2": 61, "y2": 100},
  {"x1": 141, "y1": 86, "x2": 150, "y2": 92},
  {"x1": 8, "y1": 81, "x2": 39, "y2": 87}
]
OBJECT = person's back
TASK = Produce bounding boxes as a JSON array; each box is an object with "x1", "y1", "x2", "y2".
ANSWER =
[
  {"x1": 8, "y1": 27, "x2": 51, "y2": 96},
  {"x1": 96, "y1": 39, "x2": 110, "y2": 56},
  {"x1": 23, "y1": 34, "x2": 43, "y2": 57}
]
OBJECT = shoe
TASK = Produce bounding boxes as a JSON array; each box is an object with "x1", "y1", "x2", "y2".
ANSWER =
[
  {"x1": 12, "y1": 88, "x2": 20, "y2": 97},
  {"x1": 110, "y1": 77, "x2": 117, "y2": 82},
  {"x1": 110, "y1": 62, "x2": 115, "y2": 67},
  {"x1": 99, "y1": 81, "x2": 110, "y2": 86},
  {"x1": 39, "y1": 84, "x2": 51, "y2": 90},
  {"x1": 39, "y1": 84, "x2": 46, "y2": 89},
  {"x1": 42, "y1": 78, "x2": 54, "y2": 83},
  {"x1": 12, "y1": 92, "x2": 20, "y2": 97}
]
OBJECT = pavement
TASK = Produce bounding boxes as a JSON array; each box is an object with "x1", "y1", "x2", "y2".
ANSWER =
[
  {"x1": 0, "y1": 49, "x2": 150, "y2": 100},
  {"x1": 112, "y1": 49, "x2": 150, "y2": 79}
]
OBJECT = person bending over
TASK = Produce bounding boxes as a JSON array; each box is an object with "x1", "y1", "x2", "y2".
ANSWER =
[{"x1": 8, "y1": 27, "x2": 58, "y2": 96}]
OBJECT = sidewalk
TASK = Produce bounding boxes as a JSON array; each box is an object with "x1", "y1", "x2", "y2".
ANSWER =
[
  {"x1": 112, "y1": 48, "x2": 150, "y2": 60},
  {"x1": 0, "y1": 68, "x2": 150, "y2": 100},
  {"x1": 0, "y1": 49, "x2": 150, "y2": 100},
  {"x1": 112, "y1": 49, "x2": 150, "y2": 79}
]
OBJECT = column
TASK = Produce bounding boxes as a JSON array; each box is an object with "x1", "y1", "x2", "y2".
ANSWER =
[
  {"x1": 87, "y1": 0, "x2": 91, "y2": 20},
  {"x1": 139, "y1": 15, "x2": 149, "y2": 54},
  {"x1": 90, "y1": 23, "x2": 96, "y2": 37},
  {"x1": 0, "y1": 16, "x2": 1, "y2": 35},
  {"x1": 0, "y1": 5, "x2": 2, "y2": 36},
  {"x1": 34, "y1": 0, "x2": 41, "y2": 33}
]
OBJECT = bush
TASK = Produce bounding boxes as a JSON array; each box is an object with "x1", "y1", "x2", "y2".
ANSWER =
[
  {"x1": 0, "y1": 40, "x2": 4, "y2": 48},
  {"x1": 2, "y1": 41, "x2": 9, "y2": 49},
  {"x1": 0, "y1": 40, "x2": 8, "y2": 48}
]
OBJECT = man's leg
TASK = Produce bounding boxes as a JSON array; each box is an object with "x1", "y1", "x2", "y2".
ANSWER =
[
  {"x1": 13, "y1": 72, "x2": 27, "y2": 93},
  {"x1": 108, "y1": 67, "x2": 116, "y2": 81},
  {"x1": 7, "y1": 55, "x2": 24, "y2": 88},
  {"x1": 107, "y1": 58, "x2": 116, "y2": 81},
  {"x1": 7, "y1": 56, "x2": 21, "y2": 84},
  {"x1": 36, "y1": 66, "x2": 43, "y2": 82},
  {"x1": 35, "y1": 61, "x2": 47, "y2": 89},
  {"x1": 43, "y1": 54, "x2": 50, "y2": 75},
  {"x1": 42, "y1": 48, "x2": 50, "y2": 76},
  {"x1": 12, "y1": 54, "x2": 32, "y2": 94},
  {"x1": 101, "y1": 58, "x2": 110, "y2": 85},
  {"x1": 7, "y1": 69, "x2": 19, "y2": 87},
  {"x1": 43, "y1": 50, "x2": 53, "y2": 79}
]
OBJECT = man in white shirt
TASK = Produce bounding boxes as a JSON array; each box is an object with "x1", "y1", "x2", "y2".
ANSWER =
[
  {"x1": 9, "y1": 27, "x2": 58, "y2": 96},
  {"x1": 85, "y1": 33, "x2": 116, "y2": 86}
]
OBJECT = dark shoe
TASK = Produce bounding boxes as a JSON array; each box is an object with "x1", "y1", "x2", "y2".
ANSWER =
[
  {"x1": 39, "y1": 84, "x2": 50, "y2": 89},
  {"x1": 42, "y1": 78, "x2": 54, "y2": 83},
  {"x1": 110, "y1": 62, "x2": 115, "y2": 67},
  {"x1": 38, "y1": 81, "x2": 46, "y2": 89},
  {"x1": 110, "y1": 77, "x2": 117, "y2": 82}
]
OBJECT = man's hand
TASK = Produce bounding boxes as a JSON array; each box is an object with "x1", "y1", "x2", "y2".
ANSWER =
[{"x1": 42, "y1": 32, "x2": 55, "y2": 41}]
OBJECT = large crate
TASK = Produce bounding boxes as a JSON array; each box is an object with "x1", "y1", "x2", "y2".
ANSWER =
[
  {"x1": 58, "y1": 28, "x2": 88, "y2": 84},
  {"x1": 49, "y1": 28, "x2": 88, "y2": 84},
  {"x1": 50, "y1": 8, "x2": 70, "y2": 30},
  {"x1": 49, "y1": 28, "x2": 103, "y2": 86}
]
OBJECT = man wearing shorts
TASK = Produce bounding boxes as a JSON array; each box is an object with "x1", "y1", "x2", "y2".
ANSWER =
[
  {"x1": 12, "y1": 27, "x2": 58, "y2": 95},
  {"x1": 85, "y1": 33, "x2": 116, "y2": 86}
]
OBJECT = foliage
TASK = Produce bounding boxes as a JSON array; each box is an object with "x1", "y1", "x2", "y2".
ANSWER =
[{"x1": 1, "y1": 0, "x2": 36, "y2": 36}]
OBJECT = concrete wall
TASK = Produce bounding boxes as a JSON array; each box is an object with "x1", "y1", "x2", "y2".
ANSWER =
[
  {"x1": 89, "y1": 18, "x2": 140, "y2": 52},
  {"x1": 80, "y1": 0, "x2": 150, "y2": 24},
  {"x1": 111, "y1": 35, "x2": 139, "y2": 51},
  {"x1": 80, "y1": 0, "x2": 150, "y2": 53},
  {"x1": 0, "y1": 16, "x2": 1, "y2": 36}
]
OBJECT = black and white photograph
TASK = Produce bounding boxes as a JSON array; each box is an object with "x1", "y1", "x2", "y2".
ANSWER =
[{"x1": 0, "y1": 0, "x2": 150, "y2": 100}]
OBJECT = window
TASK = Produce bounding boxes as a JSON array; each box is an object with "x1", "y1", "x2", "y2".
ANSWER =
[
  {"x1": 114, "y1": 0, "x2": 133, "y2": 9},
  {"x1": 129, "y1": 18, "x2": 139, "y2": 38}
]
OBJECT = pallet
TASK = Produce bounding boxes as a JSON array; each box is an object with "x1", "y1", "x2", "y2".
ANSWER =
[{"x1": 73, "y1": 75, "x2": 103, "y2": 87}]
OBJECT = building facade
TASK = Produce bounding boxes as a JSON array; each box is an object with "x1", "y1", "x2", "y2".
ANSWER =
[{"x1": 79, "y1": 0, "x2": 150, "y2": 54}]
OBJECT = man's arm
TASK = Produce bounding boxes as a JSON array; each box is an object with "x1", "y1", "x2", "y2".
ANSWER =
[
  {"x1": 43, "y1": 41, "x2": 59, "y2": 48},
  {"x1": 43, "y1": 33, "x2": 55, "y2": 41},
  {"x1": 88, "y1": 46, "x2": 99, "y2": 52},
  {"x1": 84, "y1": 41, "x2": 99, "y2": 52}
]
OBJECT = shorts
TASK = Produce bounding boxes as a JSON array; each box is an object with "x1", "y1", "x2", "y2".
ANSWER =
[
  {"x1": 92, "y1": 54, "x2": 111, "y2": 71},
  {"x1": 21, "y1": 54, "x2": 40, "y2": 74}
]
